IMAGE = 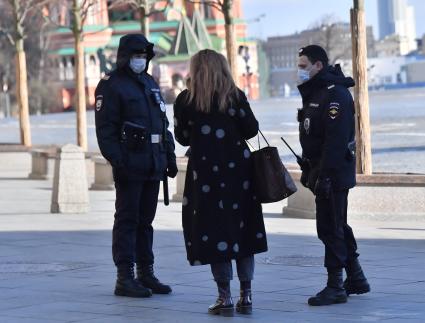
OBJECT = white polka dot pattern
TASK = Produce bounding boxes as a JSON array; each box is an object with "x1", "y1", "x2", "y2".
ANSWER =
[
  {"x1": 201, "y1": 125, "x2": 211, "y2": 134},
  {"x1": 202, "y1": 185, "x2": 210, "y2": 193},
  {"x1": 217, "y1": 241, "x2": 228, "y2": 251},
  {"x1": 216, "y1": 129, "x2": 225, "y2": 139}
]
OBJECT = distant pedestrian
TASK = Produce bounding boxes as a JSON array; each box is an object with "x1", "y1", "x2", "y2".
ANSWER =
[
  {"x1": 173, "y1": 49, "x2": 268, "y2": 316},
  {"x1": 296, "y1": 45, "x2": 370, "y2": 306},
  {"x1": 95, "y1": 34, "x2": 177, "y2": 298}
]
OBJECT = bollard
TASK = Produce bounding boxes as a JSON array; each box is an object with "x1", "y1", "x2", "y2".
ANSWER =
[
  {"x1": 172, "y1": 157, "x2": 188, "y2": 202},
  {"x1": 51, "y1": 144, "x2": 89, "y2": 213},
  {"x1": 28, "y1": 150, "x2": 50, "y2": 180},
  {"x1": 90, "y1": 155, "x2": 114, "y2": 190}
]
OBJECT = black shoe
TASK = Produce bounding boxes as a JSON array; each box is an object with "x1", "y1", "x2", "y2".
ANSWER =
[
  {"x1": 208, "y1": 298, "x2": 234, "y2": 316},
  {"x1": 344, "y1": 278, "x2": 370, "y2": 295},
  {"x1": 308, "y1": 268, "x2": 347, "y2": 306},
  {"x1": 236, "y1": 290, "x2": 252, "y2": 315},
  {"x1": 115, "y1": 263, "x2": 152, "y2": 298},
  {"x1": 137, "y1": 264, "x2": 172, "y2": 294},
  {"x1": 344, "y1": 258, "x2": 370, "y2": 296},
  {"x1": 114, "y1": 278, "x2": 152, "y2": 298},
  {"x1": 308, "y1": 286, "x2": 347, "y2": 306}
]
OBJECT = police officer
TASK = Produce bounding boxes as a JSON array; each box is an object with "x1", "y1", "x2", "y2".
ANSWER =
[
  {"x1": 95, "y1": 34, "x2": 177, "y2": 298},
  {"x1": 296, "y1": 45, "x2": 370, "y2": 306}
]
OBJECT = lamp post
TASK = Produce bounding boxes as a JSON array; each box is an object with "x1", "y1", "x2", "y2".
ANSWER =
[
  {"x1": 2, "y1": 79, "x2": 10, "y2": 118},
  {"x1": 238, "y1": 45, "x2": 252, "y2": 98}
]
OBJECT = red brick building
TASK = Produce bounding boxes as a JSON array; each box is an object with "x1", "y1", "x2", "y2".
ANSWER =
[{"x1": 47, "y1": 0, "x2": 260, "y2": 110}]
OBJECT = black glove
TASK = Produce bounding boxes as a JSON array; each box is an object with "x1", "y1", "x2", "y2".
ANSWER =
[
  {"x1": 166, "y1": 162, "x2": 178, "y2": 178},
  {"x1": 314, "y1": 177, "x2": 332, "y2": 199}
]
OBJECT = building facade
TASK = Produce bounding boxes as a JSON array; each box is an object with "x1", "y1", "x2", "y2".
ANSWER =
[
  {"x1": 377, "y1": 0, "x2": 417, "y2": 54},
  {"x1": 47, "y1": 0, "x2": 260, "y2": 110},
  {"x1": 263, "y1": 23, "x2": 375, "y2": 97}
]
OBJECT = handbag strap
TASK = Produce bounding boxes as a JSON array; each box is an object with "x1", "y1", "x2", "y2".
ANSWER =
[
  {"x1": 247, "y1": 129, "x2": 270, "y2": 151},
  {"x1": 258, "y1": 129, "x2": 270, "y2": 147}
]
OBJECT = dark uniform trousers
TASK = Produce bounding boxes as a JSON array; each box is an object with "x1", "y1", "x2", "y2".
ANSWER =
[
  {"x1": 113, "y1": 180, "x2": 160, "y2": 267},
  {"x1": 315, "y1": 189, "x2": 359, "y2": 269}
]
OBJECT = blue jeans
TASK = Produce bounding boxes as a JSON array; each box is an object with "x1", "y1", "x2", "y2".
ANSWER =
[{"x1": 210, "y1": 255, "x2": 255, "y2": 282}]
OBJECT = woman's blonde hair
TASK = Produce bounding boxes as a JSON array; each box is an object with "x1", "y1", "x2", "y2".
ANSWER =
[{"x1": 187, "y1": 49, "x2": 239, "y2": 113}]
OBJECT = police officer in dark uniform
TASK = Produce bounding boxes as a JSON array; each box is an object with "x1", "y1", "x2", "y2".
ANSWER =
[
  {"x1": 94, "y1": 34, "x2": 177, "y2": 298},
  {"x1": 296, "y1": 45, "x2": 370, "y2": 306}
]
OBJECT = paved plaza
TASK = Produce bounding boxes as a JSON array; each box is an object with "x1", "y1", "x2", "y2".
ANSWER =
[{"x1": 0, "y1": 152, "x2": 424, "y2": 322}]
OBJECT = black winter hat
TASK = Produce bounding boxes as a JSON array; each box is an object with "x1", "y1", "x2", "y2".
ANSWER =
[{"x1": 298, "y1": 45, "x2": 329, "y2": 66}]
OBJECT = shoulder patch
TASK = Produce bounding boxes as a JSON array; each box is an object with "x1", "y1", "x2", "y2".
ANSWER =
[
  {"x1": 328, "y1": 105, "x2": 340, "y2": 119},
  {"x1": 95, "y1": 95, "x2": 103, "y2": 112},
  {"x1": 101, "y1": 75, "x2": 110, "y2": 81}
]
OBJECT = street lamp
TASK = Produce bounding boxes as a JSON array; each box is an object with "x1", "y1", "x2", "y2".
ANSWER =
[
  {"x1": 238, "y1": 45, "x2": 252, "y2": 98},
  {"x1": 1, "y1": 77, "x2": 10, "y2": 118}
]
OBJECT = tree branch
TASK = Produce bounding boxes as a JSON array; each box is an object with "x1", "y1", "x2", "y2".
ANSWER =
[
  {"x1": 186, "y1": 0, "x2": 223, "y2": 12},
  {"x1": 147, "y1": 0, "x2": 173, "y2": 16}
]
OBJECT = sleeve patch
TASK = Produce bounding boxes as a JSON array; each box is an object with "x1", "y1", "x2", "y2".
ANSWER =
[
  {"x1": 95, "y1": 95, "x2": 103, "y2": 112},
  {"x1": 328, "y1": 106, "x2": 340, "y2": 119}
]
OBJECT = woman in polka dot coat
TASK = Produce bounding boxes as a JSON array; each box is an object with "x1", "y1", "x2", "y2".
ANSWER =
[{"x1": 173, "y1": 49, "x2": 268, "y2": 316}]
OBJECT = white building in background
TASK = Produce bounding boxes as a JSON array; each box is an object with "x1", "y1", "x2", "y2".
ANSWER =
[
  {"x1": 339, "y1": 55, "x2": 425, "y2": 89},
  {"x1": 377, "y1": 0, "x2": 417, "y2": 55}
]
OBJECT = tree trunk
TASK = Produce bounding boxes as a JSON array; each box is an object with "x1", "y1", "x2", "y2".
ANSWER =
[
  {"x1": 350, "y1": 0, "x2": 372, "y2": 174},
  {"x1": 12, "y1": 0, "x2": 31, "y2": 147},
  {"x1": 15, "y1": 41, "x2": 32, "y2": 147},
  {"x1": 72, "y1": 0, "x2": 88, "y2": 151},
  {"x1": 139, "y1": 6, "x2": 149, "y2": 39},
  {"x1": 223, "y1": 0, "x2": 238, "y2": 82}
]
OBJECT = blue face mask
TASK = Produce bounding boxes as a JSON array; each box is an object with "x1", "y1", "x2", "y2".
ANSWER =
[
  {"x1": 129, "y1": 58, "x2": 147, "y2": 74},
  {"x1": 297, "y1": 68, "x2": 311, "y2": 84}
]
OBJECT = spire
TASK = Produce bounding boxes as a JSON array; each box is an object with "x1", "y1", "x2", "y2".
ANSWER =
[
  {"x1": 169, "y1": 15, "x2": 202, "y2": 55},
  {"x1": 192, "y1": 10, "x2": 212, "y2": 49}
]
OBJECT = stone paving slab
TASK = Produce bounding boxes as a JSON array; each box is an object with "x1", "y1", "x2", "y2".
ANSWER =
[{"x1": 0, "y1": 152, "x2": 425, "y2": 322}]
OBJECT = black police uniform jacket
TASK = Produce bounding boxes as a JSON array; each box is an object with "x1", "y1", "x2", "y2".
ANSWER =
[
  {"x1": 173, "y1": 89, "x2": 268, "y2": 266},
  {"x1": 297, "y1": 65, "x2": 356, "y2": 191},
  {"x1": 94, "y1": 34, "x2": 176, "y2": 182}
]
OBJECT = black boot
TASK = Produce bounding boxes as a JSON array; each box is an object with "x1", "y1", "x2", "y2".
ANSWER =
[
  {"x1": 208, "y1": 281, "x2": 234, "y2": 317},
  {"x1": 236, "y1": 281, "x2": 252, "y2": 315},
  {"x1": 137, "y1": 264, "x2": 172, "y2": 294},
  {"x1": 308, "y1": 269, "x2": 347, "y2": 306},
  {"x1": 114, "y1": 264, "x2": 152, "y2": 298},
  {"x1": 344, "y1": 258, "x2": 370, "y2": 296}
]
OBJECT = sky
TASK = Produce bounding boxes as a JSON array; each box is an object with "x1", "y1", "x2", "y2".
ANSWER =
[{"x1": 242, "y1": 0, "x2": 425, "y2": 40}]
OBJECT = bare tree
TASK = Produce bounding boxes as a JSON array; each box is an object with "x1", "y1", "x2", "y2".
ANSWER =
[
  {"x1": 109, "y1": 0, "x2": 172, "y2": 39},
  {"x1": 43, "y1": 0, "x2": 100, "y2": 151},
  {"x1": 0, "y1": 0, "x2": 50, "y2": 147},
  {"x1": 187, "y1": 0, "x2": 238, "y2": 80},
  {"x1": 309, "y1": 14, "x2": 352, "y2": 64}
]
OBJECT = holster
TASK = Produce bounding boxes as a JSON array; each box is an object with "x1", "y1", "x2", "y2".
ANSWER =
[{"x1": 121, "y1": 121, "x2": 148, "y2": 151}]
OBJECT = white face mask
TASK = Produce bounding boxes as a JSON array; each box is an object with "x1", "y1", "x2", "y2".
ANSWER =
[
  {"x1": 129, "y1": 58, "x2": 147, "y2": 74},
  {"x1": 297, "y1": 68, "x2": 311, "y2": 84}
]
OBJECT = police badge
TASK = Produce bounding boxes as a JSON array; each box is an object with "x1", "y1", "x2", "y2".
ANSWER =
[
  {"x1": 95, "y1": 95, "x2": 103, "y2": 112},
  {"x1": 304, "y1": 118, "x2": 311, "y2": 135}
]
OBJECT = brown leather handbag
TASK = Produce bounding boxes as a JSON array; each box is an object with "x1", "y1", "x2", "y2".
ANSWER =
[{"x1": 248, "y1": 130, "x2": 297, "y2": 203}]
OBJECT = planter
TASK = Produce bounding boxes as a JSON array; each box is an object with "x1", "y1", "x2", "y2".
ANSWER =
[
  {"x1": 283, "y1": 170, "x2": 425, "y2": 220},
  {"x1": 172, "y1": 157, "x2": 188, "y2": 202}
]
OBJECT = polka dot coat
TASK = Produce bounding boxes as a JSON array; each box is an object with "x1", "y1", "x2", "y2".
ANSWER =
[{"x1": 173, "y1": 89, "x2": 268, "y2": 266}]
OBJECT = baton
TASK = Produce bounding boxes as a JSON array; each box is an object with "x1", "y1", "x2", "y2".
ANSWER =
[
  {"x1": 280, "y1": 137, "x2": 302, "y2": 163},
  {"x1": 163, "y1": 174, "x2": 169, "y2": 206}
]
